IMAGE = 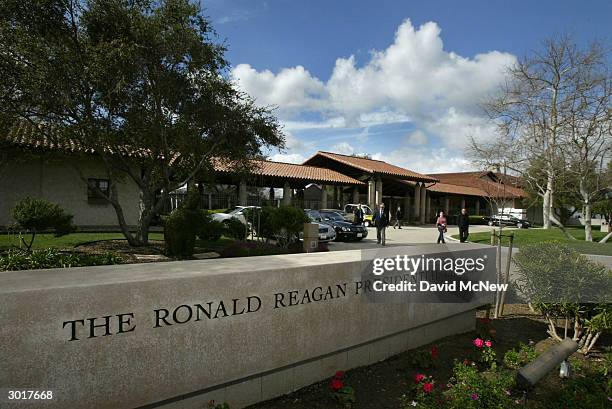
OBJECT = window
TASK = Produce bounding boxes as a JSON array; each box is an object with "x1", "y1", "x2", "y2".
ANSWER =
[{"x1": 87, "y1": 178, "x2": 110, "y2": 203}]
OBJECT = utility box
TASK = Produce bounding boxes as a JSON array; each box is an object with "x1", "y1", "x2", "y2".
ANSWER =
[
  {"x1": 601, "y1": 221, "x2": 610, "y2": 232},
  {"x1": 303, "y1": 223, "x2": 319, "y2": 253}
]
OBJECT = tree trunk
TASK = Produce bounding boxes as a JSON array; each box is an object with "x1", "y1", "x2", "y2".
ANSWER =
[
  {"x1": 135, "y1": 190, "x2": 156, "y2": 246},
  {"x1": 584, "y1": 202, "x2": 593, "y2": 242},
  {"x1": 578, "y1": 179, "x2": 593, "y2": 242},
  {"x1": 542, "y1": 174, "x2": 554, "y2": 229}
]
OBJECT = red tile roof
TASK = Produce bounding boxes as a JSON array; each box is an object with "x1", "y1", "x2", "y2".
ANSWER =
[
  {"x1": 3, "y1": 120, "x2": 164, "y2": 159},
  {"x1": 214, "y1": 159, "x2": 364, "y2": 185},
  {"x1": 427, "y1": 171, "x2": 526, "y2": 198},
  {"x1": 304, "y1": 151, "x2": 438, "y2": 182}
]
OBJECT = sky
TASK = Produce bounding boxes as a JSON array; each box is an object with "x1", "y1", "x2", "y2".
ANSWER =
[{"x1": 205, "y1": 0, "x2": 612, "y2": 174}]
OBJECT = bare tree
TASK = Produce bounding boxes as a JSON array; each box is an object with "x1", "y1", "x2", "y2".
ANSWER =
[
  {"x1": 472, "y1": 36, "x2": 606, "y2": 230},
  {"x1": 560, "y1": 45, "x2": 611, "y2": 241}
]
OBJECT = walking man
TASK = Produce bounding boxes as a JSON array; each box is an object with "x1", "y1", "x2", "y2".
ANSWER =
[
  {"x1": 354, "y1": 204, "x2": 364, "y2": 226},
  {"x1": 393, "y1": 206, "x2": 402, "y2": 229},
  {"x1": 373, "y1": 203, "x2": 389, "y2": 245},
  {"x1": 458, "y1": 208, "x2": 470, "y2": 243}
]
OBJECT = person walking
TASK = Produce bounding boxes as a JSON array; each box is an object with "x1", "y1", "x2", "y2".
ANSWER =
[
  {"x1": 393, "y1": 206, "x2": 402, "y2": 229},
  {"x1": 354, "y1": 204, "x2": 364, "y2": 226},
  {"x1": 458, "y1": 208, "x2": 470, "y2": 243},
  {"x1": 373, "y1": 203, "x2": 389, "y2": 245},
  {"x1": 435, "y1": 211, "x2": 447, "y2": 244}
]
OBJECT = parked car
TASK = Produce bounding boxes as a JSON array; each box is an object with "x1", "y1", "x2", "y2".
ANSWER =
[
  {"x1": 319, "y1": 210, "x2": 368, "y2": 241},
  {"x1": 211, "y1": 206, "x2": 260, "y2": 225},
  {"x1": 303, "y1": 209, "x2": 337, "y2": 242},
  {"x1": 484, "y1": 214, "x2": 531, "y2": 229},
  {"x1": 343, "y1": 204, "x2": 375, "y2": 227}
]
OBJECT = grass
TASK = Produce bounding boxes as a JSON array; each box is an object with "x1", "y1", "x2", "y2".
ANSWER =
[
  {"x1": 0, "y1": 232, "x2": 165, "y2": 250},
  {"x1": 454, "y1": 227, "x2": 612, "y2": 256}
]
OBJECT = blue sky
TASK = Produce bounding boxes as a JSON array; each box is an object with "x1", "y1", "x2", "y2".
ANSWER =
[{"x1": 205, "y1": 0, "x2": 612, "y2": 173}]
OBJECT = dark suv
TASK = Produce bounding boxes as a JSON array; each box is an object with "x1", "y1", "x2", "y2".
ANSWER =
[{"x1": 319, "y1": 210, "x2": 368, "y2": 241}]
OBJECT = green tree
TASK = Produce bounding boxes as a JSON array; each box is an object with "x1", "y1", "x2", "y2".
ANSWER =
[
  {"x1": 12, "y1": 197, "x2": 75, "y2": 251},
  {"x1": 0, "y1": 0, "x2": 283, "y2": 246}
]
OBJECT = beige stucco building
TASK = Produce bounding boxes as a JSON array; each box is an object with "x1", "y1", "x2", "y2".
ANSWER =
[{"x1": 0, "y1": 155, "x2": 140, "y2": 229}]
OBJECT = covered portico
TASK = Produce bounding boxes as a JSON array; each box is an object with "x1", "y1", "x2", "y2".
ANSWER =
[
  {"x1": 303, "y1": 151, "x2": 438, "y2": 223},
  {"x1": 212, "y1": 159, "x2": 364, "y2": 209}
]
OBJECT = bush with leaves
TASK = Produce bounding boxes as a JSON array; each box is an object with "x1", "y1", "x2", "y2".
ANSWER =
[
  {"x1": 197, "y1": 212, "x2": 225, "y2": 241},
  {"x1": 257, "y1": 206, "x2": 309, "y2": 248},
  {"x1": 443, "y1": 362, "x2": 517, "y2": 408},
  {"x1": 503, "y1": 342, "x2": 537, "y2": 369},
  {"x1": 223, "y1": 217, "x2": 247, "y2": 241},
  {"x1": 329, "y1": 371, "x2": 355, "y2": 408},
  {"x1": 0, "y1": 248, "x2": 122, "y2": 271},
  {"x1": 11, "y1": 197, "x2": 75, "y2": 251},
  {"x1": 164, "y1": 193, "x2": 206, "y2": 258},
  {"x1": 514, "y1": 242, "x2": 612, "y2": 354}
]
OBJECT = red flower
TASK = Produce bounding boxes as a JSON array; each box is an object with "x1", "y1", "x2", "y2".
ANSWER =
[
  {"x1": 431, "y1": 346, "x2": 439, "y2": 359},
  {"x1": 334, "y1": 370, "x2": 345, "y2": 379},
  {"x1": 414, "y1": 373, "x2": 426, "y2": 383},
  {"x1": 463, "y1": 359, "x2": 472, "y2": 366},
  {"x1": 422, "y1": 382, "x2": 434, "y2": 393},
  {"x1": 330, "y1": 378, "x2": 344, "y2": 392},
  {"x1": 473, "y1": 338, "x2": 484, "y2": 348}
]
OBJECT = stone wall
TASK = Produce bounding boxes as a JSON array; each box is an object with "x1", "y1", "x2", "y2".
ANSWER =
[{"x1": 0, "y1": 248, "x2": 478, "y2": 409}]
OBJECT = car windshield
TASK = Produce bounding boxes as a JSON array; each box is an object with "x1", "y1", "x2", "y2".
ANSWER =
[
  {"x1": 321, "y1": 212, "x2": 344, "y2": 221},
  {"x1": 228, "y1": 207, "x2": 244, "y2": 215},
  {"x1": 307, "y1": 210, "x2": 322, "y2": 222}
]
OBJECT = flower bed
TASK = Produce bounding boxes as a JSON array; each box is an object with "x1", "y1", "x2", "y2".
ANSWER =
[{"x1": 249, "y1": 309, "x2": 611, "y2": 409}]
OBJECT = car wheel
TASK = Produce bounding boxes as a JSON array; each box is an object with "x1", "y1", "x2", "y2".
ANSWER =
[
  {"x1": 516, "y1": 222, "x2": 523, "y2": 229},
  {"x1": 488, "y1": 221, "x2": 494, "y2": 226}
]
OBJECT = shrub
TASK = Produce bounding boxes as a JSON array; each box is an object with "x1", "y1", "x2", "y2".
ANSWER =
[
  {"x1": 197, "y1": 212, "x2": 225, "y2": 241},
  {"x1": 503, "y1": 343, "x2": 537, "y2": 369},
  {"x1": 0, "y1": 248, "x2": 122, "y2": 271},
  {"x1": 223, "y1": 218, "x2": 247, "y2": 241},
  {"x1": 11, "y1": 198, "x2": 75, "y2": 251},
  {"x1": 514, "y1": 242, "x2": 612, "y2": 354},
  {"x1": 409, "y1": 346, "x2": 438, "y2": 369},
  {"x1": 442, "y1": 362, "x2": 517, "y2": 408},
  {"x1": 329, "y1": 371, "x2": 355, "y2": 408},
  {"x1": 258, "y1": 206, "x2": 309, "y2": 248},
  {"x1": 164, "y1": 193, "x2": 206, "y2": 258}
]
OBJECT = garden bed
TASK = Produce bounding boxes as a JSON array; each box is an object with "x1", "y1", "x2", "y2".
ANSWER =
[
  {"x1": 0, "y1": 232, "x2": 319, "y2": 271},
  {"x1": 248, "y1": 306, "x2": 610, "y2": 409}
]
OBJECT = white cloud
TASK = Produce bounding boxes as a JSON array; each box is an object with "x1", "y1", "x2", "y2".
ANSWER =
[
  {"x1": 269, "y1": 153, "x2": 305, "y2": 164},
  {"x1": 372, "y1": 147, "x2": 473, "y2": 174},
  {"x1": 231, "y1": 19, "x2": 516, "y2": 151},
  {"x1": 405, "y1": 130, "x2": 428, "y2": 145},
  {"x1": 231, "y1": 64, "x2": 326, "y2": 114},
  {"x1": 331, "y1": 142, "x2": 355, "y2": 155}
]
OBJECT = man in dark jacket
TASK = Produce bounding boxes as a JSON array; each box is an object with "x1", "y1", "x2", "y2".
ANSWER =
[
  {"x1": 373, "y1": 203, "x2": 389, "y2": 245},
  {"x1": 393, "y1": 206, "x2": 403, "y2": 229},
  {"x1": 354, "y1": 204, "x2": 364, "y2": 225},
  {"x1": 458, "y1": 208, "x2": 470, "y2": 243}
]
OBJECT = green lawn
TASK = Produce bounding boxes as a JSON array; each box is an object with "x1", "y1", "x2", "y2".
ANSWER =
[
  {"x1": 0, "y1": 232, "x2": 165, "y2": 250},
  {"x1": 455, "y1": 227, "x2": 612, "y2": 256}
]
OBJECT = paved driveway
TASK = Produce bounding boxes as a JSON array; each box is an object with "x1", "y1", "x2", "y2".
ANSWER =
[{"x1": 326, "y1": 224, "x2": 492, "y2": 251}]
